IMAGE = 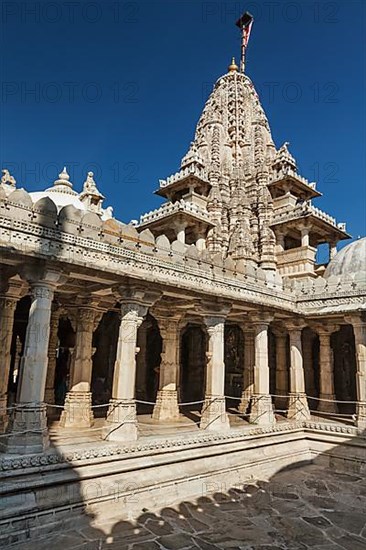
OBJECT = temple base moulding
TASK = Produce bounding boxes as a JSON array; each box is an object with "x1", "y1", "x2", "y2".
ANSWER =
[
  {"x1": 287, "y1": 393, "x2": 311, "y2": 421},
  {"x1": 0, "y1": 403, "x2": 49, "y2": 454},
  {"x1": 103, "y1": 398, "x2": 138, "y2": 441},
  {"x1": 59, "y1": 391, "x2": 94, "y2": 428},
  {"x1": 200, "y1": 395, "x2": 230, "y2": 431},
  {"x1": 152, "y1": 389, "x2": 180, "y2": 422},
  {"x1": 249, "y1": 394, "x2": 276, "y2": 425}
]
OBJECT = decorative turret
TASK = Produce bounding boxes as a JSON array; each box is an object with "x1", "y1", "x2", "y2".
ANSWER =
[
  {"x1": 79, "y1": 172, "x2": 105, "y2": 215},
  {"x1": 1, "y1": 169, "x2": 16, "y2": 187},
  {"x1": 272, "y1": 142, "x2": 297, "y2": 174}
]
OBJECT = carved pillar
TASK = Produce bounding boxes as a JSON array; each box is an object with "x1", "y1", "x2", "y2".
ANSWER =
[
  {"x1": 315, "y1": 325, "x2": 337, "y2": 413},
  {"x1": 238, "y1": 328, "x2": 255, "y2": 414},
  {"x1": 346, "y1": 315, "x2": 366, "y2": 428},
  {"x1": 200, "y1": 315, "x2": 230, "y2": 431},
  {"x1": 329, "y1": 241, "x2": 337, "y2": 261},
  {"x1": 301, "y1": 227, "x2": 310, "y2": 247},
  {"x1": 286, "y1": 321, "x2": 310, "y2": 420},
  {"x1": 248, "y1": 313, "x2": 276, "y2": 425},
  {"x1": 44, "y1": 305, "x2": 61, "y2": 407},
  {"x1": 272, "y1": 327, "x2": 288, "y2": 410},
  {"x1": 135, "y1": 321, "x2": 148, "y2": 400},
  {"x1": 0, "y1": 296, "x2": 18, "y2": 432},
  {"x1": 60, "y1": 306, "x2": 101, "y2": 428},
  {"x1": 152, "y1": 315, "x2": 182, "y2": 422},
  {"x1": 104, "y1": 302, "x2": 148, "y2": 441},
  {"x1": 3, "y1": 270, "x2": 62, "y2": 454}
]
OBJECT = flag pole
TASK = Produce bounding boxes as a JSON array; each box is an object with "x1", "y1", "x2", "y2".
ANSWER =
[{"x1": 236, "y1": 12, "x2": 254, "y2": 73}]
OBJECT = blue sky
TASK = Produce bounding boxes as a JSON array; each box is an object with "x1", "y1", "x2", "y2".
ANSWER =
[{"x1": 1, "y1": 0, "x2": 365, "y2": 242}]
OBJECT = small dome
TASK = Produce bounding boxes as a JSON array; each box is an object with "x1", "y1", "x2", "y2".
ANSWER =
[{"x1": 324, "y1": 238, "x2": 366, "y2": 279}]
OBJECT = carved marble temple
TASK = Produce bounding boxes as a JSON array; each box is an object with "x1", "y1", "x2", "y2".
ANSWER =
[{"x1": 0, "y1": 13, "x2": 365, "y2": 548}]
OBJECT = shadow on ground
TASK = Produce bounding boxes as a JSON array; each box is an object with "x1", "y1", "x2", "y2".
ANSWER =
[{"x1": 3, "y1": 429, "x2": 366, "y2": 550}]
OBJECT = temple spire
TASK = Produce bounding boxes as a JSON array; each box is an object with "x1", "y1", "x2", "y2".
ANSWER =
[{"x1": 236, "y1": 12, "x2": 254, "y2": 73}]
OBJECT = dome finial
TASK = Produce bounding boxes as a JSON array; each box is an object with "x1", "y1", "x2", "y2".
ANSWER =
[
  {"x1": 228, "y1": 57, "x2": 238, "y2": 72},
  {"x1": 53, "y1": 166, "x2": 73, "y2": 189}
]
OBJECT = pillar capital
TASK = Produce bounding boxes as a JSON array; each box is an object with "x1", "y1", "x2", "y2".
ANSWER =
[
  {"x1": 114, "y1": 284, "x2": 162, "y2": 309},
  {"x1": 284, "y1": 318, "x2": 306, "y2": 333},
  {"x1": 21, "y1": 265, "x2": 66, "y2": 290},
  {"x1": 249, "y1": 311, "x2": 273, "y2": 329},
  {"x1": 310, "y1": 322, "x2": 339, "y2": 337},
  {"x1": 199, "y1": 299, "x2": 232, "y2": 321},
  {"x1": 345, "y1": 313, "x2": 366, "y2": 329},
  {"x1": 271, "y1": 324, "x2": 287, "y2": 338}
]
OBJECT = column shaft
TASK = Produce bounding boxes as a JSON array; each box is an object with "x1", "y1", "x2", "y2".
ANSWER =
[
  {"x1": 352, "y1": 320, "x2": 366, "y2": 428},
  {"x1": 60, "y1": 307, "x2": 98, "y2": 428},
  {"x1": 152, "y1": 318, "x2": 181, "y2": 421},
  {"x1": 3, "y1": 282, "x2": 55, "y2": 454},
  {"x1": 44, "y1": 306, "x2": 61, "y2": 407},
  {"x1": 0, "y1": 297, "x2": 17, "y2": 431},
  {"x1": 104, "y1": 303, "x2": 147, "y2": 441},
  {"x1": 200, "y1": 316, "x2": 230, "y2": 431},
  {"x1": 274, "y1": 331, "x2": 288, "y2": 410},
  {"x1": 238, "y1": 329, "x2": 254, "y2": 414},
  {"x1": 287, "y1": 327, "x2": 310, "y2": 420},
  {"x1": 249, "y1": 319, "x2": 275, "y2": 425},
  {"x1": 318, "y1": 331, "x2": 337, "y2": 413}
]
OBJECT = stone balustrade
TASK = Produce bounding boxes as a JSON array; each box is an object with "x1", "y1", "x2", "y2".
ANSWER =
[
  {"x1": 277, "y1": 246, "x2": 317, "y2": 276},
  {"x1": 272, "y1": 202, "x2": 342, "y2": 229},
  {"x1": 159, "y1": 164, "x2": 209, "y2": 188},
  {"x1": 139, "y1": 198, "x2": 210, "y2": 225},
  {"x1": 269, "y1": 167, "x2": 316, "y2": 189}
]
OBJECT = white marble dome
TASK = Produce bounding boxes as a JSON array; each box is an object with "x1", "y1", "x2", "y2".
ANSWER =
[
  {"x1": 324, "y1": 237, "x2": 366, "y2": 279},
  {"x1": 29, "y1": 168, "x2": 113, "y2": 220}
]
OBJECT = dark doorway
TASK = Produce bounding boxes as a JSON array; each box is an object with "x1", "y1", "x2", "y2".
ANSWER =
[
  {"x1": 180, "y1": 324, "x2": 206, "y2": 409},
  {"x1": 332, "y1": 325, "x2": 357, "y2": 415},
  {"x1": 224, "y1": 325, "x2": 243, "y2": 408}
]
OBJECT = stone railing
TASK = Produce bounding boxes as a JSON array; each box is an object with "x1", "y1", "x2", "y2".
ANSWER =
[
  {"x1": 272, "y1": 202, "x2": 342, "y2": 230},
  {"x1": 269, "y1": 168, "x2": 316, "y2": 189},
  {"x1": 139, "y1": 199, "x2": 210, "y2": 225},
  {"x1": 159, "y1": 164, "x2": 209, "y2": 188},
  {"x1": 277, "y1": 246, "x2": 317, "y2": 277}
]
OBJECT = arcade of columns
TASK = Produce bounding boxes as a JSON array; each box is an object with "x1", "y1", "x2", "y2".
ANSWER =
[{"x1": 0, "y1": 268, "x2": 365, "y2": 455}]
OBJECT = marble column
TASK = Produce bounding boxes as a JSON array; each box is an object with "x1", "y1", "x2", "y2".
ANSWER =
[
  {"x1": 3, "y1": 272, "x2": 62, "y2": 454},
  {"x1": 346, "y1": 315, "x2": 366, "y2": 428},
  {"x1": 272, "y1": 327, "x2": 288, "y2": 411},
  {"x1": 152, "y1": 316, "x2": 181, "y2": 422},
  {"x1": 249, "y1": 314, "x2": 276, "y2": 425},
  {"x1": 238, "y1": 328, "x2": 255, "y2": 414},
  {"x1": 135, "y1": 321, "x2": 148, "y2": 400},
  {"x1": 44, "y1": 305, "x2": 61, "y2": 407},
  {"x1": 200, "y1": 315, "x2": 230, "y2": 431},
  {"x1": 286, "y1": 322, "x2": 310, "y2": 420},
  {"x1": 316, "y1": 326, "x2": 337, "y2": 413},
  {"x1": 60, "y1": 307, "x2": 101, "y2": 428},
  {"x1": 0, "y1": 296, "x2": 18, "y2": 431},
  {"x1": 104, "y1": 302, "x2": 148, "y2": 441}
]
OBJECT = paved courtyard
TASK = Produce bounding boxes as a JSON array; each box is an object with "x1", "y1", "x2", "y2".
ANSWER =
[{"x1": 9, "y1": 464, "x2": 366, "y2": 550}]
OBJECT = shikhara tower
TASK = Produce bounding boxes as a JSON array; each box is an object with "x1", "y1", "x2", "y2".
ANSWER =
[{"x1": 139, "y1": 14, "x2": 348, "y2": 278}]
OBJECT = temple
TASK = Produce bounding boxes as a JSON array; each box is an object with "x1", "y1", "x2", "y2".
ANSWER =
[{"x1": 0, "y1": 14, "x2": 365, "y2": 546}]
